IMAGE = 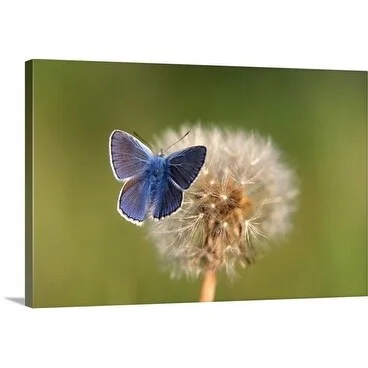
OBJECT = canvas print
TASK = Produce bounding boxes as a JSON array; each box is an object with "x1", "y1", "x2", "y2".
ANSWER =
[{"x1": 25, "y1": 59, "x2": 367, "y2": 308}]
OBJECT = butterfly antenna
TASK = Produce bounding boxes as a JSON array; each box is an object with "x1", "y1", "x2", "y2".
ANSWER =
[
  {"x1": 163, "y1": 131, "x2": 191, "y2": 153},
  {"x1": 133, "y1": 131, "x2": 153, "y2": 150}
]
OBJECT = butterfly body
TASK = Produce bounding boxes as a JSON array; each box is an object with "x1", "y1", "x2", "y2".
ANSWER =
[
  {"x1": 147, "y1": 154, "x2": 167, "y2": 186},
  {"x1": 136, "y1": 154, "x2": 170, "y2": 214},
  {"x1": 109, "y1": 130, "x2": 206, "y2": 225}
]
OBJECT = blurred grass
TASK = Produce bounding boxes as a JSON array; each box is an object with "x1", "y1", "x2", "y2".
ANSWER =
[{"x1": 31, "y1": 60, "x2": 367, "y2": 307}]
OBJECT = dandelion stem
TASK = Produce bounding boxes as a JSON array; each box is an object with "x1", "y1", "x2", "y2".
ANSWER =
[{"x1": 199, "y1": 269, "x2": 217, "y2": 302}]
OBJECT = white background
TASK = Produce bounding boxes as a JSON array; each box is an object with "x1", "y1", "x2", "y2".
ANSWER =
[{"x1": 0, "y1": 1, "x2": 367, "y2": 367}]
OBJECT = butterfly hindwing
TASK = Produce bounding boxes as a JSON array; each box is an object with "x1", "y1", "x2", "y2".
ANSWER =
[
  {"x1": 118, "y1": 173, "x2": 151, "y2": 224},
  {"x1": 167, "y1": 146, "x2": 207, "y2": 190},
  {"x1": 152, "y1": 178, "x2": 183, "y2": 220},
  {"x1": 110, "y1": 130, "x2": 153, "y2": 180}
]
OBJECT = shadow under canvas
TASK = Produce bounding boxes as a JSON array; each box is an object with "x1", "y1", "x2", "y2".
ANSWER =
[{"x1": 5, "y1": 297, "x2": 25, "y2": 306}]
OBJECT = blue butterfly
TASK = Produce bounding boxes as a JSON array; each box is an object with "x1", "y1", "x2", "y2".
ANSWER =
[{"x1": 109, "y1": 130, "x2": 207, "y2": 225}]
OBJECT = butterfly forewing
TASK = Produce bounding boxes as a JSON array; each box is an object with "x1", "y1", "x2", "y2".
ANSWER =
[
  {"x1": 153, "y1": 179, "x2": 183, "y2": 220},
  {"x1": 118, "y1": 173, "x2": 151, "y2": 224},
  {"x1": 110, "y1": 130, "x2": 153, "y2": 180},
  {"x1": 167, "y1": 146, "x2": 207, "y2": 190}
]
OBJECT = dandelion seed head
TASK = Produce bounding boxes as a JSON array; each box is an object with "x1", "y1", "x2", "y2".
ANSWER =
[{"x1": 147, "y1": 123, "x2": 299, "y2": 278}]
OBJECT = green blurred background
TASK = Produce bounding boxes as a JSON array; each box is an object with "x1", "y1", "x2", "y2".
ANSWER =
[{"x1": 30, "y1": 60, "x2": 367, "y2": 307}]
